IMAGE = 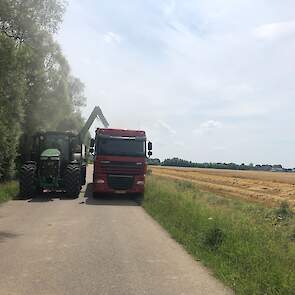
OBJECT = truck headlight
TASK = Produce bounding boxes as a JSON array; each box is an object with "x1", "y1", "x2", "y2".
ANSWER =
[
  {"x1": 136, "y1": 180, "x2": 144, "y2": 185},
  {"x1": 96, "y1": 179, "x2": 105, "y2": 184}
]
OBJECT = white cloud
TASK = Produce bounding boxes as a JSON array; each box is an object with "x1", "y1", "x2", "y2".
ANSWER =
[
  {"x1": 194, "y1": 120, "x2": 222, "y2": 135},
  {"x1": 254, "y1": 21, "x2": 295, "y2": 41},
  {"x1": 103, "y1": 32, "x2": 121, "y2": 44},
  {"x1": 57, "y1": 0, "x2": 295, "y2": 166}
]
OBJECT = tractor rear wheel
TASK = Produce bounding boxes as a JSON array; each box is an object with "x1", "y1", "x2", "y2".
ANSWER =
[
  {"x1": 20, "y1": 164, "x2": 36, "y2": 198},
  {"x1": 64, "y1": 164, "x2": 81, "y2": 198}
]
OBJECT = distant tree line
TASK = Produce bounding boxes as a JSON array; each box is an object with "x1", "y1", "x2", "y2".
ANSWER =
[
  {"x1": 0, "y1": 0, "x2": 87, "y2": 181},
  {"x1": 148, "y1": 157, "x2": 292, "y2": 172}
]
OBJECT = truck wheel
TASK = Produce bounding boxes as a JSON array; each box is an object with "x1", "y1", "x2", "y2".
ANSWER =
[
  {"x1": 92, "y1": 192, "x2": 100, "y2": 199},
  {"x1": 64, "y1": 164, "x2": 81, "y2": 198},
  {"x1": 134, "y1": 193, "x2": 144, "y2": 205},
  {"x1": 20, "y1": 164, "x2": 36, "y2": 198}
]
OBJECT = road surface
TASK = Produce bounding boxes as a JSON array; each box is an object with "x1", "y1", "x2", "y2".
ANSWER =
[{"x1": 0, "y1": 166, "x2": 232, "y2": 295}]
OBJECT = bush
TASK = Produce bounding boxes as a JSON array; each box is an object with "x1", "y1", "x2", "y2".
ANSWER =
[{"x1": 0, "y1": 181, "x2": 19, "y2": 203}]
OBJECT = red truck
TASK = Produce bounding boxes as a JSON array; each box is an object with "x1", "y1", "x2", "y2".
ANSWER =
[{"x1": 90, "y1": 128, "x2": 152, "y2": 199}]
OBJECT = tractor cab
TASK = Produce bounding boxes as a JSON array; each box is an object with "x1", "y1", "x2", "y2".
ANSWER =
[{"x1": 32, "y1": 132, "x2": 74, "y2": 162}]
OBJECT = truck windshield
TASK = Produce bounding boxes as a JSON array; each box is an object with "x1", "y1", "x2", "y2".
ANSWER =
[{"x1": 97, "y1": 138, "x2": 146, "y2": 157}]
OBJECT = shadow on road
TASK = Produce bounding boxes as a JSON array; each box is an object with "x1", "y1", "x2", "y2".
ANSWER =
[
  {"x1": 0, "y1": 231, "x2": 19, "y2": 243},
  {"x1": 84, "y1": 183, "x2": 139, "y2": 206},
  {"x1": 27, "y1": 192, "x2": 78, "y2": 202},
  {"x1": 11, "y1": 192, "x2": 77, "y2": 203},
  {"x1": 13, "y1": 190, "x2": 77, "y2": 202}
]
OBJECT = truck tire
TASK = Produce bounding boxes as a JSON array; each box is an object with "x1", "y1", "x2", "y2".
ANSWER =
[
  {"x1": 20, "y1": 164, "x2": 36, "y2": 198},
  {"x1": 134, "y1": 193, "x2": 144, "y2": 205},
  {"x1": 64, "y1": 164, "x2": 81, "y2": 198}
]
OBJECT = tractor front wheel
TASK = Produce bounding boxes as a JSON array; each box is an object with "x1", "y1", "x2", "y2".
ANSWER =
[
  {"x1": 20, "y1": 164, "x2": 36, "y2": 198},
  {"x1": 64, "y1": 164, "x2": 81, "y2": 198}
]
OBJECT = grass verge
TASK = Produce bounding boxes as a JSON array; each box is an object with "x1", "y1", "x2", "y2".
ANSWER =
[
  {"x1": 143, "y1": 176, "x2": 295, "y2": 295},
  {"x1": 0, "y1": 181, "x2": 19, "y2": 203}
]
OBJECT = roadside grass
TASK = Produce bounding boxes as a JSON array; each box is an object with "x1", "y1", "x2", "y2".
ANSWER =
[
  {"x1": 143, "y1": 176, "x2": 295, "y2": 295},
  {"x1": 0, "y1": 181, "x2": 19, "y2": 203}
]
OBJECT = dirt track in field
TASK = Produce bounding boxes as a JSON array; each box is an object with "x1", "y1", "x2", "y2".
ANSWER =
[{"x1": 151, "y1": 167, "x2": 295, "y2": 208}]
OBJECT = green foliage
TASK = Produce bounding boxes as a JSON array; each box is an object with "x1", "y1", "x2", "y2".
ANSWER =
[
  {"x1": 275, "y1": 201, "x2": 294, "y2": 221},
  {"x1": 0, "y1": 0, "x2": 87, "y2": 181},
  {"x1": 0, "y1": 34, "x2": 26, "y2": 179},
  {"x1": 146, "y1": 169, "x2": 152, "y2": 176},
  {"x1": 161, "y1": 157, "x2": 286, "y2": 171},
  {"x1": 203, "y1": 226, "x2": 225, "y2": 250},
  {"x1": 0, "y1": 0, "x2": 66, "y2": 44},
  {"x1": 147, "y1": 158, "x2": 161, "y2": 165},
  {"x1": 0, "y1": 181, "x2": 19, "y2": 203},
  {"x1": 144, "y1": 176, "x2": 295, "y2": 295}
]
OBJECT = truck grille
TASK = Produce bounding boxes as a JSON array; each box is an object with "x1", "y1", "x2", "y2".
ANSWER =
[
  {"x1": 107, "y1": 175, "x2": 134, "y2": 190},
  {"x1": 101, "y1": 161, "x2": 143, "y2": 175}
]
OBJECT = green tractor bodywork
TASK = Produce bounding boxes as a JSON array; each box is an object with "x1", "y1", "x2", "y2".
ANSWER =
[
  {"x1": 19, "y1": 106, "x2": 109, "y2": 198},
  {"x1": 39, "y1": 148, "x2": 61, "y2": 188},
  {"x1": 20, "y1": 131, "x2": 87, "y2": 198}
]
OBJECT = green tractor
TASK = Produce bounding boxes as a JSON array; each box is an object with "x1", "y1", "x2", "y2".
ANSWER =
[{"x1": 19, "y1": 106, "x2": 109, "y2": 198}]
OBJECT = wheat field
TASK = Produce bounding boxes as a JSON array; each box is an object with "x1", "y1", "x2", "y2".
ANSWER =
[{"x1": 151, "y1": 166, "x2": 295, "y2": 208}]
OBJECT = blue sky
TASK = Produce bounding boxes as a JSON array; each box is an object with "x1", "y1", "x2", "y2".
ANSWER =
[{"x1": 57, "y1": 0, "x2": 295, "y2": 166}]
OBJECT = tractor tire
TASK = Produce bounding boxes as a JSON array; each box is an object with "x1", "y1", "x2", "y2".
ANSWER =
[
  {"x1": 64, "y1": 164, "x2": 81, "y2": 198},
  {"x1": 20, "y1": 164, "x2": 36, "y2": 199}
]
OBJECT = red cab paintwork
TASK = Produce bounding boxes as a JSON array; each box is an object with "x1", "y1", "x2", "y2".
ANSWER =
[{"x1": 93, "y1": 128, "x2": 147, "y2": 195}]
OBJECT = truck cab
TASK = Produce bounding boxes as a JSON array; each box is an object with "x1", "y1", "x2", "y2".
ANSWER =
[{"x1": 91, "y1": 128, "x2": 152, "y2": 196}]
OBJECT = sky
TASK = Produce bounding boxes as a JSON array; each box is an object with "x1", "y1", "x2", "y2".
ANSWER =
[{"x1": 57, "y1": 0, "x2": 295, "y2": 167}]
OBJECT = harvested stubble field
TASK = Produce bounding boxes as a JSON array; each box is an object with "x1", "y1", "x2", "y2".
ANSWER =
[{"x1": 151, "y1": 166, "x2": 295, "y2": 208}]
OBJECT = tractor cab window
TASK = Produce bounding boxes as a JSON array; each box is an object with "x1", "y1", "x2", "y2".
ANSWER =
[
  {"x1": 72, "y1": 144, "x2": 81, "y2": 153},
  {"x1": 39, "y1": 134, "x2": 70, "y2": 160}
]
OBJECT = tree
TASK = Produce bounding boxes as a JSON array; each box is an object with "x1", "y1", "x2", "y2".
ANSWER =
[
  {"x1": 19, "y1": 33, "x2": 87, "y2": 159},
  {"x1": 0, "y1": 0, "x2": 87, "y2": 181},
  {"x1": 0, "y1": 34, "x2": 27, "y2": 179},
  {"x1": 68, "y1": 76, "x2": 86, "y2": 109},
  {"x1": 0, "y1": 0, "x2": 66, "y2": 44}
]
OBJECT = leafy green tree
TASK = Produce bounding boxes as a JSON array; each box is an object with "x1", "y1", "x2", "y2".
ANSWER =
[
  {"x1": 19, "y1": 33, "x2": 87, "y2": 159},
  {"x1": 0, "y1": 34, "x2": 27, "y2": 179},
  {"x1": 0, "y1": 0, "x2": 66, "y2": 44},
  {"x1": 0, "y1": 0, "x2": 87, "y2": 181}
]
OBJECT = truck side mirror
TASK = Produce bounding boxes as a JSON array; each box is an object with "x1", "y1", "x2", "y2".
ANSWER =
[
  {"x1": 148, "y1": 141, "x2": 152, "y2": 151},
  {"x1": 90, "y1": 138, "x2": 95, "y2": 148},
  {"x1": 148, "y1": 151, "x2": 152, "y2": 157},
  {"x1": 89, "y1": 147, "x2": 94, "y2": 154}
]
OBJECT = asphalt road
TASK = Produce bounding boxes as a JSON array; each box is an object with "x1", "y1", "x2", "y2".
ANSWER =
[{"x1": 0, "y1": 166, "x2": 232, "y2": 295}]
